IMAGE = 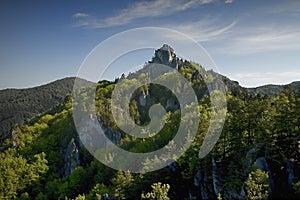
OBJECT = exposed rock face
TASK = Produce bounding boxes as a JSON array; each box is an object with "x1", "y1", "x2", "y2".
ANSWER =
[
  {"x1": 104, "y1": 128, "x2": 121, "y2": 147},
  {"x1": 193, "y1": 158, "x2": 224, "y2": 199},
  {"x1": 212, "y1": 158, "x2": 222, "y2": 196},
  {"x1": 64, "y1": 139, "x2": 80, "y2": 177},
  {"x1": 255, "y1": 157, "x2": 275, "y2": 195},
  {"x1": 77, "y1": 114, "x2": 121, "y2": 153},
  {"x1": 286, "y1": 159, "x2": 298, "y2": 190},
  {"x1": 138, "y1": 90, "x2": 149, "y2": 107},
  {"x1": 167, "y1": 160, "x2": 177, "y2": 172},
  {"x1": 245, "y1": 143, "x2": 263, "y2": 173},
  {"x1": 150, "y1": 44, "x2": 178, "y2": 69},
  {"x1": 194, "y1": 171, "x2": 215, "y2": 199},
  {"x1": 166, "y1": 98, "x2": 175, "y2": 110}
]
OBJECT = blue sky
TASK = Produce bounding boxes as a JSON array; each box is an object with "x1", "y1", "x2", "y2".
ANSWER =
[{"x1": 1, "y1": 0, "x2": 300, "y2": 89}]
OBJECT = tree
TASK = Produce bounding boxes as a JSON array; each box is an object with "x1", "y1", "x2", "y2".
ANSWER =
[
  {"x1": 111, "y1": 171, "x2": 134, "y2": 199},
  {"x1": 141, "y1": 182, "x2": 170, "y2": 200},
  {"x1": 245, "y1": 169, "x2": 270, "y2": 200},
  {"x1": 75, "y1": 194, "x2": 86, "y2": 200},
  {"x1": 87, "y1": 183, "x2": 111, "y2": 200},
  {"x1": 0, "y1": 150, "x2": 48, "y2": 199}
]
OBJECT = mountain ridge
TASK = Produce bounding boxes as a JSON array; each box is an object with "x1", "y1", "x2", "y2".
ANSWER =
[
  {"x1": 1, "y1": 45, "x2": 299, "y2": 145},
  {"x1": 0, "y1": 77, "x2": 92, "y2": 145}
]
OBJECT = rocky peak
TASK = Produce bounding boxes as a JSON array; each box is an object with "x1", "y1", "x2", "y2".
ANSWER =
[{"x1": 150, "y1": 44, "x2": 178, "y2": 69}]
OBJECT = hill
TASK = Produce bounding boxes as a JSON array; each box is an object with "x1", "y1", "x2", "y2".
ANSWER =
[
  {"x1": 0, "y1": 77, "x2": 92, "y2": 145},
  {"x1": 246, "y1": 81, "x2": 300, "y2": 97},
  {"x1": 0, "y1": 45, "x2": 299, "y2": 199}
]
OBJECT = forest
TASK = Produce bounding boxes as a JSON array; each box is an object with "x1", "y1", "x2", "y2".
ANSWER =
[{"x1": 0, "y1": 47, "x2": 299, "y2": 200}]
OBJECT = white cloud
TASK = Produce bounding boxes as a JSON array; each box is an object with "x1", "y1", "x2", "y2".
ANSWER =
[
  {"x1": 72, "y1": 0, "x2": 215, "y2": 28},
  {"x1": 225, "y1": 0, "x2": 233, "y2": 4},
  {"x1": 72, "y1": 12, "x2": 89, "y2": 18},
  {"x1": 165, "y1": 19, "x2": 237, "y2": 42}
]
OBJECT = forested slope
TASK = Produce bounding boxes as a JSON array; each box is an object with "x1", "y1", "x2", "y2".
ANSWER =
[
  {"x1": 0, "y1": 77, "x2": 91, "y2": 145},
  {"x1": 0, "y1": 45, "x2": 299, "y2": 199}
]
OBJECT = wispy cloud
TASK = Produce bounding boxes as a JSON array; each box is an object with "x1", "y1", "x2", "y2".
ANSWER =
[
  {"x1": 225, "y1": 0, "x2": 233, "y2": 4},
  {"x1": 72, "y1": 0, "x2": 215, "y2": 28},
  {"x1": 165, "y1": 19, "x2": 237, "y2": 42},
  {"x1": 214, "y1": 24, "x2": 300, "y2": 54},
  {"x1": 72, "y1": 12, "x2": 89, "y2": 18}
]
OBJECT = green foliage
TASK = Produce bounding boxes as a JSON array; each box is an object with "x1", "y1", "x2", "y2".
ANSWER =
[
  {"x1": 75, "y1": 194, "x2": 86, "y2": 200},
  {"x1": 0, "y1": 150, "x2": 48, "y2": 199},
  {"x1": 141, "y1": 182, "x2": 170, "y2": 200},
  {"x1": 86, "y1": 183, "x2": 111, "y2": 200},
  {"x1": 111, "y1": 171, "x2": 134, "y2": 199},
  {"x1": 293, "y1": 181, "x2": 300, "y2": 194},
  {"x1": 245, "y1": 169, "x2": 270, "y2": 200}
]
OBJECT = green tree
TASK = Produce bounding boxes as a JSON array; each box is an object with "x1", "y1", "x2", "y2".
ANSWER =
[
  {"x1": 245, "y1": 169, "x2": 270, "y2": 200},
  {"x1": 111, "y1": 171, "x2": 134, "y2": 199},
  {"x1": 0, "y1": 150, "x2": 48, "y2": 199},
  {"x1": 141, "y1": 182, "x2": 170, "y2": 200},
  {"x1": 86, "y1": 183, "x2": 111, "y2": 200}
]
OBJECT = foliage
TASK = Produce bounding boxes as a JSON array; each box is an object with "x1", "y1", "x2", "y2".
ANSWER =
[
  {"x1": 111, "y1": 171, "x2": 134, "y2": 199},
  {"x1": 245, "y1": 169, "x2": 270, "y2": 200},
  {"x1": 0, "y1": 77, "x2": 91, "y2": 145},
  {"x1": 141, "y1": 182, "x2": 170, "y2": 200}
]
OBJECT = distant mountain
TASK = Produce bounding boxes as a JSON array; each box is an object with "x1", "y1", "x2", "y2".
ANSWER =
[
  {"x1": 0, "y1": 77, "x2": 92, "y2": 145},
  {"x1": 246, "y1": 81, "x2": 300, "y2": 96}
]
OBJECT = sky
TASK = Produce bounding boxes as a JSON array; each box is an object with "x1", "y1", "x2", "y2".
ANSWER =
[{"x1": 1, "y1": 0, "x2": 300, "y2": 89}]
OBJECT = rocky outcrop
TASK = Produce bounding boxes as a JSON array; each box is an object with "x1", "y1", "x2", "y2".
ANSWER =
[
  {"x1": 286, "y1": 159, "x2": 298, "y2": 190},
  {"x1": 192, "y1": 158, "x2": 227, "y2": 199},
  {"x1": 138, "y1": 90, "x2": 150, "y2": 107},
  {"x1": 255, "y1": 157, "x2": 275, "y2": 195},
  {"x1": 212, "y1": 158, "x2": 222, "y2": 196},
  {"x1": 167, "y1": 160, "x2": 177, "y2": 172},
  {"x1": 166, "y1": 98, "x2": 175, "y2": 110},
  {"x1": 150, "y1": 44, "x2": 179, "y2": 69},
  {"x1": 245, "y1": 143, "x2": 263, "y2": 173},
  {"x1": 194, "y1": 171, "x2": 215, "y2": 199},
  {"x1": 63, "y1": 114, "x2": 122, "y2": 177},
  {"x1": 104, "y1": 128, "x2": 121, "y2": 147},
  {"x1": 64, "y1": 139, "x2": 80, "y2": 177},
  {"x1": 77, "y1": 114, "x2": 121, "y2": 152}
]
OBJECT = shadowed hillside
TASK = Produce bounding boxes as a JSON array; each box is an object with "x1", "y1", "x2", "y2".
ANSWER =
[{"x1": 0, "y1": 77, "x2": 92, "y2": 145}]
